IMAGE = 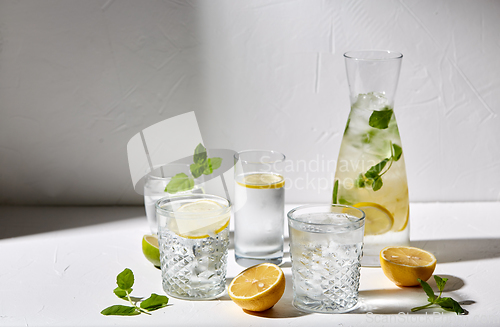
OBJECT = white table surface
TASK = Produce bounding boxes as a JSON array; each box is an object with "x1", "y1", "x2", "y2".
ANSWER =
[{"x1": 1, "y1": 202, "x2": 499, "y2": 327}]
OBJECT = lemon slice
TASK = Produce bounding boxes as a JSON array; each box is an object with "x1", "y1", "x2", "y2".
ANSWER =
[
  {"x1": 353, "y1": 202, "x2": 394, "y2": 235},
  {"x1": 380, "y1": 246, "x2": 437, "y2": 287},
  {"x1": 170, "y1": 200, "x2": 230, "y2": 239},
  {"x1": 228, "y1": 263, "x2": 286, "y2": 312},
  {"x1": 237, "y1": 173, "x2": 285, "y2": 189},
  {"x1": 177, "y1": 199, "x2": 222, "y2": 213},
  {"x1": 142, "y1": 234, "x2": 161, "y2": 268},
  {"x1": 397, "y1": 205, "x2": 409, "y2": 231}
]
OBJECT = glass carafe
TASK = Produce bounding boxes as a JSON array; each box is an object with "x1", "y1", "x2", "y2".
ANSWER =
[{"x1": 333, "y1": 50, "x2": 410, "y2": 266}]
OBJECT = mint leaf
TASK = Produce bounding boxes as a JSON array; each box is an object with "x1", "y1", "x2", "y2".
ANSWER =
[
  {"x1": 190, "y1": 163, "x2": 206, "y2": 179},
  {"x1": 434, "y1": 275, "x2": 448, "y2": 293},
  {"x1": 369, "y1": 108, "x2": 393, "y2": 129},
  {"x1": 338, "y1": 197, "x2": 352, "y2": 205},
  {"x1": 140, "y1": 293, "x2": 169, "y2": 311},
  {"x1": 436, "y1": 297, "x2": 465, "y2": 315},
  {"x1": 332, "y1": 180, "x2": 339, "y2": 204},
  {"x1": 117, "y1": 268, "x2": 134, "y2": 291},
  {"x1": 361, "y1": 130, "x2": 378, "y2": 144},
  {"x1": 209, "y1": 157, "x2": 222, "y2": 170},
  {"x1": 355, "y1": 173, "x2": 366, "y2": 188},
  {"x1": 193, "y1": 143, "x2": 207, "y2": 164},
  {"x1": 372, "y1": 176, "x2": 383, "y2": 191},
  {"x1": 203, "y1": 162, "x2": 213, "y2": 175},
  {"x1": 101, "y1": 305, "x2": 140, "y2": 316},
  {"x1": 165, "y1": 173, "x2": 194, "y2": 193},
  {"x1": 418, "y1": 278, "x2": 436, "y2": 302},
  {"x1": 113, "y1": 287, "x2": 129, "y2": 299},
  {"x1": 365, "y1": 159, "x2": 389, "y2": 179},
  {"x1": 392, "y1": 143, "x2": 402, "y2": 161}
]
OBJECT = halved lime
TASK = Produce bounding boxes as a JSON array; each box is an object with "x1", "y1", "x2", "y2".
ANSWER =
[{"x1": 142, "y1": 234, "x2": 161, "y2": 268}]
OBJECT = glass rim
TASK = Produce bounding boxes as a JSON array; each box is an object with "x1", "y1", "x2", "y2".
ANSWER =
[
  {"x1": 287, "y1": 204, "x2": 365, "y2": 226},
  {"x1": 234, "y1": 149, "x2": 286, "y2": 164},
  {"x1": 344, "y1": 50, "x2": 403, "y2": 61},
  {"x1": 155, "y1": 193, "x2": 231, "y2": 217}
]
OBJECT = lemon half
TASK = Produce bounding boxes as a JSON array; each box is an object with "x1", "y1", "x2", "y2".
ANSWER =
[
  {"x1": 353, "y1": 202, "x2": 394, "y2": 235},
  {"x1": 228, "y1": 263, "x2": 286, "y2": 312},
  {"x1": 380, "y1": 246, "x2": 436, "y2": 287}
]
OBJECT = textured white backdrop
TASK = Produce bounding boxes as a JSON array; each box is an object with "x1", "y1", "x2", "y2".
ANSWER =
[{"x1": 0, "y1": 0, "x2": 499, "y2": 205}]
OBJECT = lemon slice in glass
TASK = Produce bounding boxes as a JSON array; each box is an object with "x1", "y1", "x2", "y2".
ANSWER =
[
  {"x1": 353, "y1": 202, "x2": 394, "y2": 235},
  {"x1": 380, "y1": 246, "x2": 436, "y2": 287},
  {"x1": 238, "y1": 173, "x2": 284, "y2": 189},
  {"x1": 170, "y1": 199, "x2": 230, "y2": 239},
  {"x1": 228, "y1": 263, "x2": 285, "y2": 312}
]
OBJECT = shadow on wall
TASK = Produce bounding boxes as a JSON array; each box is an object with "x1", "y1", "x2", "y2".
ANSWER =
[{"x1": 0, "y1": 206, "x2": 144, "y2": 239}]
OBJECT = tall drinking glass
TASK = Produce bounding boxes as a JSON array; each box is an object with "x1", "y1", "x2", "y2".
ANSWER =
[
  {"x1": 156, "y1": 194, "x2": 231, "y2": 300},
  {"x1": 288, "y1": 204, "x2": 365, "y2": 313},
  {"x1": 234, "y1": 150, "x2": 285, "y2": 267}
]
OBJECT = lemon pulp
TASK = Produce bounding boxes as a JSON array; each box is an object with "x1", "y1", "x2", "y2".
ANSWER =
[{"x1": 228, "y1": 263, "x2": 285, "y2": 312}]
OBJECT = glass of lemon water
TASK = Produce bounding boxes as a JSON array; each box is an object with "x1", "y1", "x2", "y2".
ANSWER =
[
  {"x1": 156, "y1": 194, "x2": 231, "y2": 300},
  {"x1": 234, "y1": 150, "x2": 285, "y2": 267},
  {"x1": 288, "y1": 204, "x2": 365, "y2": 313}
]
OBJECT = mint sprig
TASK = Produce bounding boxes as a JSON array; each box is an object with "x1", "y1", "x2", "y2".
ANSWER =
[
  {"x1": 190, "y1": 143, "x2": 222, "y2": 178},
  {"x1": 355, "y1": 142, "x2": 402, "y2": 192},
  {"x1": 101, "y1": 268, "x2": 169, "y2": 316},
  {"x1": 164, "y1": 143, "x2": 222, "y2": 194},
  {"x1": 411, "y1": 276, "x2": 465, "y2": 315}
]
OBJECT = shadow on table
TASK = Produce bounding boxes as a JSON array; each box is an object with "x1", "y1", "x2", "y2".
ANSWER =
[
  {"x1": 221, "y1": 274, "x2": 473, "y2": 317},
  {"x1": 411, "y1": 238, "x2": 500, "y2": 263},
  {"x1": 351, "y1": 275, "x2": 473, "y2": 314},
  {"x1": 0, "y1": 205, "x2": 145, "y2": 239}
]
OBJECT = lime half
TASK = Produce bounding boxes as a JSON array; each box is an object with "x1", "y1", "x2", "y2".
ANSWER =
[{"x1": 142, "y1": 234, "x2": 161, "y2": 268}]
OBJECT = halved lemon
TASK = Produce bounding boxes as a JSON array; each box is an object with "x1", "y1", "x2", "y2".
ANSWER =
[
  {"x1": 169, "y1": 200, "x2": 230, "y2": 239},
  {"x1": 353, "y1": 202, "x2": 394, "y2": 235},
  {"x1": 142, "y1": 234, "x2": 161, "y2": 268},
  {"x1": 380, "y1": 246, "x2": 436, "y2": 287},
  {"x1": 228, "y1": 263, "x2": 286, "y2": 312},
  {"x1": 237, "y1": 173, "x2": 285, "y2": 189}
]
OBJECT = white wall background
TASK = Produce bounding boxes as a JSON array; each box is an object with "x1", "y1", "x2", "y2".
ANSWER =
[{"x1": 0, "y1": 0, "x2": 499, "y2": 205}]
